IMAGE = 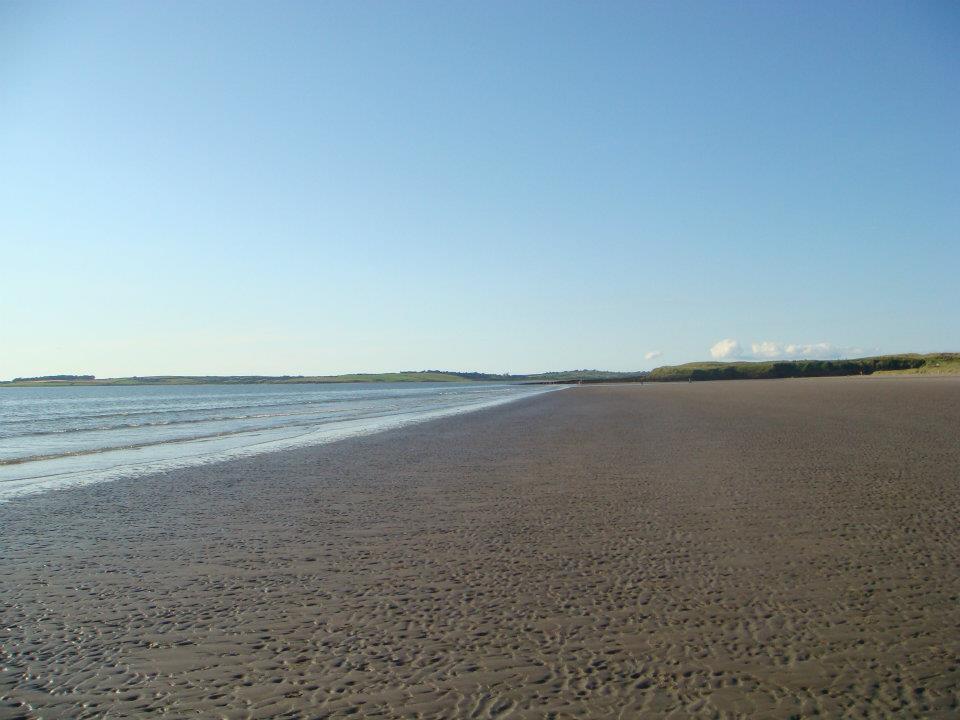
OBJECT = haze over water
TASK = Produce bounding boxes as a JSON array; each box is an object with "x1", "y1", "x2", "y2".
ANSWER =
[{"x1": 0, "y1": 382, "x2": 558, "y2": 501}]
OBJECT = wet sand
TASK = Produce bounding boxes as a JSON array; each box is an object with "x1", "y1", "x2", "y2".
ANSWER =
[{"x1": 1, "y1": 378, "x2": 959, "y2": 719}]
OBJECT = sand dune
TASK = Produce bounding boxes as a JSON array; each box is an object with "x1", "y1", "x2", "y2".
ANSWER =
[{"x1": 2, "y1": 378, "x2": 959, "y2": 718}]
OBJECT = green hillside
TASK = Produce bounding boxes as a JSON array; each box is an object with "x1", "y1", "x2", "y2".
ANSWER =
[{"x1": 640, "y1": 353, "x2": 960, "y2": 382}]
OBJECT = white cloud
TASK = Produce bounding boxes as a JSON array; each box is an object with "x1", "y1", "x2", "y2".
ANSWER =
[
  {"x1": 644, "y1": 350, "x2": 663, "y2": 360},
  {"x1": 709, "y1": 338, "x2": 742, "y2": 359},
  {"x1": 750, "y1": 341, "x2": 782, "y2": 358},
  {"x1": 710, "y1": 338, "x2": 861, "y2": 361},
  {"x1": 750, "y1": 341, "x2": 847, "y2": 360}
]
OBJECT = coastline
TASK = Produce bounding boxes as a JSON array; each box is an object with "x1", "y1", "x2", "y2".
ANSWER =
[
  {"x1": 2, "y1": 378, "x2": 959, "y2": 718},
  {"x1": 0, "y1": 384, "x2": 562, "y2": 503}
]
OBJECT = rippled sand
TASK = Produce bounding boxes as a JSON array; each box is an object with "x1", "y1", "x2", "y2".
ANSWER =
[{"x1": 2, "y1": 378, "x2": 959, "y2": 718}]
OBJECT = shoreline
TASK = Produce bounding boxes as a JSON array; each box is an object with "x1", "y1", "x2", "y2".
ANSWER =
[
  {"x1": 2, "y1": 378, "x2": 959, "y2": 718},
  {"x1": 0, "y1": 385, "x2": 564, "y2": 504}
]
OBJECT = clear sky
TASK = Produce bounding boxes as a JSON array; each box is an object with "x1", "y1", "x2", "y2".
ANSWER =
[{"x1": 1, "y1": 1, "x2": 958, "y2": 378}]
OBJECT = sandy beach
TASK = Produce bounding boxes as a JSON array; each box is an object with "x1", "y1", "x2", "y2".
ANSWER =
[{"x1": 1, "y1": 377, "x2": 958, "y2": 719}]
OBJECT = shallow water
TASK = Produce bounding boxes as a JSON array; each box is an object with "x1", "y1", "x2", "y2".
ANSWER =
[{"x1": 0, "y1": 382, "x2": 559, "y2": 501}]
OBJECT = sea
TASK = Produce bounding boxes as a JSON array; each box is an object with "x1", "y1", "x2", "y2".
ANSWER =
[{"x1": 0, "y1": 382, "x2": 560, "y2": 502}]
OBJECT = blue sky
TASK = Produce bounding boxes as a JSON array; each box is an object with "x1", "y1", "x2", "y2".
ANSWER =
[{"x1": 1, "y1": 1, "x2": 958, "y2": 377}]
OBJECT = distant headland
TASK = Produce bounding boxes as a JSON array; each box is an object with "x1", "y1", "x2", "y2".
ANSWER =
[{"x1": 2, "y1": 353, "x2": 957, "y2": 387}]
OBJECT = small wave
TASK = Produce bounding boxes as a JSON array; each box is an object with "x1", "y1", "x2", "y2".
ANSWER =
[
  {"x1": 1, "y1": 406, "x2": 353, "y2": 439},
  {"x1": 0, "y1": 402, "x2": 474, "y2": 469},
  {"x1": 0, "y1": 397, "x2": 354, "y2": 426},
  {"x1": 0, "y1": 389, "x2": 456, "y2": 434}
]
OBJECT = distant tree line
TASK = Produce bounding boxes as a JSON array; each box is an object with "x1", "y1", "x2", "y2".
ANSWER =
[{"x1": 641, "y1": 355, "x2": 946, "y2": 382}]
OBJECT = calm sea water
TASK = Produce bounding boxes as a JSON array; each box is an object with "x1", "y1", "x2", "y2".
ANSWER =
[{"x1": 0, "y1": 382, "x2": 559, "y2": 501}]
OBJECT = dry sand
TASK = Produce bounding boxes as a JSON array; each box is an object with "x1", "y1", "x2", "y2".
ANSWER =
[{"x1": 1, "y1": 378, "x2": 959, "y2": 719}]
